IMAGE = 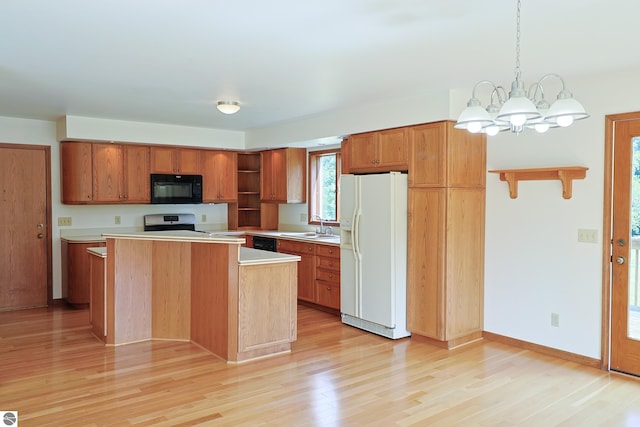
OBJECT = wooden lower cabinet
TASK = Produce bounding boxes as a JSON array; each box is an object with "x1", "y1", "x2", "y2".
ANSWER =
[
  {"x1": 407, "y1": 187, "x2": 485, "y2": 347},
  {"x1": 277, "y1": 239, "x2": 340, "y2": 311},
  {"x1": 88, "y1": 249, "x2": 107, "y2": 340},
  {"x1": 61, "y1": 239, "x2": 106, "y2": 306},
  {"x1": 315, "y1": 244, "x2": 340, "y2": 309},
  {"x1": 277, "y1": 239, "x2": 315, "y2": 302}
]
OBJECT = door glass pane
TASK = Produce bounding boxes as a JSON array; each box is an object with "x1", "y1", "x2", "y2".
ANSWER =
[{"x1": 629, "y1": 136, "x2": 640, "y2": 340}]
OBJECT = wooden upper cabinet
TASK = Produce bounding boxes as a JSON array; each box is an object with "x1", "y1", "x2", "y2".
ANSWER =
[
  {"x1": 202, "y1": 150, "x2": 237, "y2": 202},
  {"x1": 260, "y1": 148, "x2": 306, "y2": 203},
  {"x1": 122, "y1": 144, "x2": 150, "y2": 203},
  {"x1": 61, "y1": 142, "x2": 93, "y2": 203},
  {"x1": 347, "y1": 127, "x2": 408, "y2": 173},
  {"x1": 61, "y1": 142, "x2": 150, "y2": 204},
  {"x1": 93, "y1": 143, "x2": 150, "y2": 203},
  {"x1": 150, "y1": 146, "x2": 201, "y2": 174},
  {"x1": 408, "y1": 121, "x2": 486, "y2": 188},
  {"x1": 92, "y1": 143, "x2": 124, "y2": 202}
]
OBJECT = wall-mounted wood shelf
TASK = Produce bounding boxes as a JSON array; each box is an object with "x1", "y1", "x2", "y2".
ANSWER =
[{"x1": 488, "y1": 166, "x2": 588, "y2": 199}]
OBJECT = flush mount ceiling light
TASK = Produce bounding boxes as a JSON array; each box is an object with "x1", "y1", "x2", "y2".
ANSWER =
[
  {"x1": 216, "y1": 101, "x2": 240, "y2": 115},
  {"x1": 455, "y1": 0, "x2": 588, "y2": 136}
]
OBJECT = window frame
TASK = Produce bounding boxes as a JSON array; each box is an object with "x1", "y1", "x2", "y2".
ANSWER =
[{"x1": 308, "y1": 148, "x2": 341, "y2": 227}]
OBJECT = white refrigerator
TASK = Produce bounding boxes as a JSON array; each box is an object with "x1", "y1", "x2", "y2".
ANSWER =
[{"x1": 339, "y1": 172, "x2": 411, "y2": 339}]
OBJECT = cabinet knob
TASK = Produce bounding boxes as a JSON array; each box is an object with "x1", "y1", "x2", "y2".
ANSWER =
[
  {"x1": 328, "y1": 274, "x2": 333, "y2": 279},
  {"x1": 327, "y1": 287, "x2": 331, "y2": 291}
]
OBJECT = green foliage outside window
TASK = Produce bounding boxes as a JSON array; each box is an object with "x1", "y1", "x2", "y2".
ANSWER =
[{"x1": 318, "y1": 154, "x2": 337, "y2": 221}]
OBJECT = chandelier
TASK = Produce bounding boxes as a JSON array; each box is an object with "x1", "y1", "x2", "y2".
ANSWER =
[{"x1": 455, "y1": 0, "x2": 588, "y2": 136}]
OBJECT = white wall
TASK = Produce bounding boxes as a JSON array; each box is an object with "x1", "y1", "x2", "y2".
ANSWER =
[{"x1": 483, "y1": 67, "x2": 640, "y2": 359}]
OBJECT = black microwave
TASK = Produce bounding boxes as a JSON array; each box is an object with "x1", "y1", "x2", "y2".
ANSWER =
[{"x1": 150, "y1": 174, "x2": 203, "y2": 204}]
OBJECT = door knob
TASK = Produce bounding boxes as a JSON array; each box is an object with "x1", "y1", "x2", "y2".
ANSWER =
[
  {"x1": 37, "y1": 233, "x2": 44, "y2": 239},
  {"x1": 616, "y1": 256, "x2": 626, "y2": 264}
]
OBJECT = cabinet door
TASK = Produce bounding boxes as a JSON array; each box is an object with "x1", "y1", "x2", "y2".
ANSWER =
[
  {"x1": 277, "y1": 239, "x2": 315, "y2": 301},
  {"x1": 123, "y1": 145, "x2": 150, "y2": 203},
  {"x1": 63, "y1": 240, "x2": 106, "y2": 305},
  {"x1": 260, "y1": 150, "x2": 277, "y2": 201},
  {"x1": 177, "y1": 148, "x2": 202, "y2": 174},
  {"x1": 315, "y1": 281, "x2": 340, "y2": 309},
  {"x1": 377, "y1": 128, "x2": 408, "y2": 169},
  {"x1": 409, "y1": 121, "x2": 486, "y2": 187},
  {"x1": 406, "y1": 188, "x2": 446, "y2": 339},
  {"x1": 150, "y1": 146, "x2": 176, "y2": 174},
  {"x1": 408, "y1": 122, "x2": 447, "y2": 187},
  {"x1": 61, "y1": 142, "x2": 93, "y2": 203},
  {"x1": 93, "y1": 143, "x2": 124, "y2": 202},
  {"x1": 348, "y1": 132, "x2": 377, "y2": 171},
  {"x1": 203, "y1": 150, "x2": 237, "y2": 202}
]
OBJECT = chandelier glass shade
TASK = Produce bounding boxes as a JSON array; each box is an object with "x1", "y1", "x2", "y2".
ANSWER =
[{"x1": 455, "y1": 0, "x2": 588, "y2": 135}]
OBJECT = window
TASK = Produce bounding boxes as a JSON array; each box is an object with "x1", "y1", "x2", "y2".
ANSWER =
[{"x1": 308, "y1": 149, "x2": 340, "y2": 226}]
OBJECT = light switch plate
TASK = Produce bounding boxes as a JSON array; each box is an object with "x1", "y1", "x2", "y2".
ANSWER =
[
  {"x1": 577, "y1": 228, "x2": 598, "y2": 243},
  {"x1": 57, "y1": 217, "x2": 72, "y2": 226}
]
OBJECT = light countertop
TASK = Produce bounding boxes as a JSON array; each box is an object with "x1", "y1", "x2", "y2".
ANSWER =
[
  {"x1": 239, "y1": 247, "x2": 301, "y2": 265},
  {"x1": 101, "y1": 230, "x2": 246, "y2": 244},
  {"x1": 62, "y1": 229, "x2": 340, "y2": 246},
  {"x1": 87, "y1": 247, "x2": 107, "y2": 257}
]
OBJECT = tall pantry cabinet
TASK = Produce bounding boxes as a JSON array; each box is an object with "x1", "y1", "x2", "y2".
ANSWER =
[{"x1": 406, "y1": 121, "x2": 486, "y2": 348}]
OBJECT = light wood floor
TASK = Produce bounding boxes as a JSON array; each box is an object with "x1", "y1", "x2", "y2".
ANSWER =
[{"x1": 1, "y1": 305, "x2": 640, "y2": 426}]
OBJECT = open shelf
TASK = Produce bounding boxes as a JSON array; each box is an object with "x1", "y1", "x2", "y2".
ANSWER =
[{"x1": 488, "y1": 166, "x2": 588, "y2": 199}]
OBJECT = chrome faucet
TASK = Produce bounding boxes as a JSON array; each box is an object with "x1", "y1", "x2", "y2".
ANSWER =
[{"x1": 314, "y1": 215, "x2": 327, "y2": 234}]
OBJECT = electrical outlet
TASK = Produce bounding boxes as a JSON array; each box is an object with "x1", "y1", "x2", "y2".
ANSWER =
[
  {"x1": 201, "y1": 214, "x2": 207, "y2": 222},
  {"x1": 551, "y1": 312, "x2": 560, "y2": 327},
  {"x1": 115, "y1": 215, "x2": 121, "y2": 225},
  {"x1": 57, "y1": 216, "x2": 72, "y2": 226},
  {"x1": 577, "y1": 228, "x2": 598, "y2": 243}
]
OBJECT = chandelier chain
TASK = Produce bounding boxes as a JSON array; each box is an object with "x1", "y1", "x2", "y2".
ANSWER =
[{"x1": 514, "y1": 0, "x2": 521, "y2": 80}]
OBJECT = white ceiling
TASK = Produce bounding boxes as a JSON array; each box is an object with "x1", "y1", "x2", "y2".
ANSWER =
[{"x1": 2, "y1": 0, "x2": 639, "y2": 133}]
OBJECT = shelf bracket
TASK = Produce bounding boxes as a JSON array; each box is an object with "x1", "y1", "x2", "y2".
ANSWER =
[{"x1": 488, "y1": 166, "x2": 588, "y2": 199}]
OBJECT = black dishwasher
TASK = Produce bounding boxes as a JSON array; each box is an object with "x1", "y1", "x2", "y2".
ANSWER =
[{"x1": 252, "y1": 236, "x2": 277, "y2": 252}]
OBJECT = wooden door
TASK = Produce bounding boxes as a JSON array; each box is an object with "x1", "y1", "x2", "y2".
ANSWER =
[
  {"x1": 610, "y1": 118, "x2": 640, "y2": 375},
  {"x1": 123, "y1": 145, "x2": 150, "y2": 203},
  {"x1": 377, "y1": 128, "x2": 408, "y2": 169},
  {"x1": 150, "y1": 146, "x2": 177, "y2": 173},
  {"x1": 93, "y1": 143, "x2": 124, "y2": 202},
  {"x1": 61, "y1": 142, "x2": 93, "y2": 203},
  {"x1": 0, "y1": 145, "x2": 50, "y2": 309},
  {"x1": 176, "y1": 148, "x2": 201, "y2": 174},
  {"x1": 260, "y1": 150, "x2": 275, "y2": 201},
  {"x1": 270, "y1": 149, "x2": 287, "y2": 201},
  {"x1": 348, "y1": 132, "x2": 377, "y2": 170},
  {"x1": 203, "y1": 151, "x2": 237, "y2": 202},
  {"x1": 406, "y1": 187, "x2": 446, "y2": 339}
]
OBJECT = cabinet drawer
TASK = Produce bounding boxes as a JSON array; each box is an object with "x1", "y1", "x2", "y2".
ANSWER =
[
  {"x1": 316, "y1": 268, "x2": 339, "y2": 284},
  {"x1": 316, "y1": 244, "x2": 339, "y2": 258},
  {"x1": 277, "y1": 239, "x2": 315, "y2": 254},
  {"x1": 315, "y1": 280, "x2": 340, "y2": 310},
  {"x1": 316, "y1": 256, "x2": 340, "y2": 271}
]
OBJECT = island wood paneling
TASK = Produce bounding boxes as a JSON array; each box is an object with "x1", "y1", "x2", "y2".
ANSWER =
[
  {"x1": 190, "y1": 243, "x2": 236, "y2": 360},
  {"x1": 237, "y1": 263, "x2": 297, "y2": 361},
  {"x1": 151, "y1": 241, "x2": 191, "y2": 340},
  {"x1": 107, "y1": 238, "x2": 153, "y2": 345}
]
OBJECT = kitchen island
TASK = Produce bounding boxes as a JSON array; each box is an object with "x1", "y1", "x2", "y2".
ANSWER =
[{"x1": 94, "y1": 231, "x2": 300, "y2": 363}]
